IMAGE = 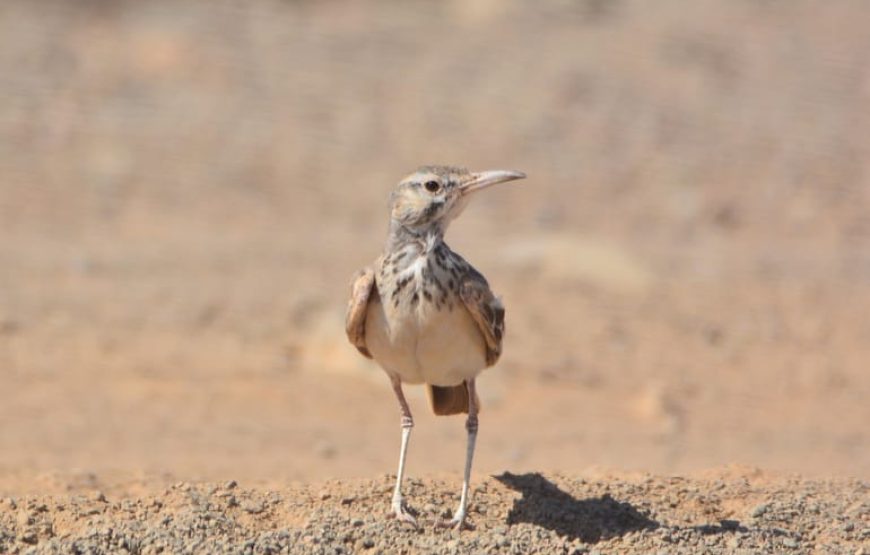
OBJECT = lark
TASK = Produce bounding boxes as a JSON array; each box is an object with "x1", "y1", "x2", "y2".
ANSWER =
[{"x1": 345, "y1": 165, "x2": 526, "y2": 529}]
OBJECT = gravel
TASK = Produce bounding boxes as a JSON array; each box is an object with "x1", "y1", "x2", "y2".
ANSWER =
[{"x1": 0, "y1": 471, "x2": 866, "y2": 554}]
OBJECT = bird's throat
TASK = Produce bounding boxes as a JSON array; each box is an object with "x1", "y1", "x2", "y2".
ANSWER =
[{"x1": 386, "y1": 219, "x2": 445, "y2": 254}]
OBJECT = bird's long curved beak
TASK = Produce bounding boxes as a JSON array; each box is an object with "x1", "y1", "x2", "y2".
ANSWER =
[{"x1": 460, "y1": 170, "x2": 526, "y2": 196}]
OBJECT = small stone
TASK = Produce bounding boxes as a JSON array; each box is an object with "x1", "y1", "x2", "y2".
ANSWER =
[
  {"x1": 750, "y1": 503, "x2": 769, "y2": 518},
  {"x1": 243, "y1": 501, "x2": 265, "y2": 514},
  {"x1": 224, "y1": 480, "x2": 238, "y2": 490},
  {"x1": 493, "y1": 533, "x2": 510, "y2": 546},
  {"x1": 21, "y1": 530, "x2": 38, "y2": 544},
  {"x1": 783, "y1": 538, "x2": 798, "y2": 548},
  {"x1": 352, "y1": 519, "x2": 364, "y2": 527},
  {"x1": 720, "y1": 519, "x2": 740, "y2": 530}
]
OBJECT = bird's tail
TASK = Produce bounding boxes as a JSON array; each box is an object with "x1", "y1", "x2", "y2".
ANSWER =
[{"x1": 426, "y1": 382, "x2": 479, "y2": 416}]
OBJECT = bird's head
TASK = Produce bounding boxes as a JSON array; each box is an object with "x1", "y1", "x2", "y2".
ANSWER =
[{"x1": 388, "y1": 165, "x2": 526, "y2": 239}]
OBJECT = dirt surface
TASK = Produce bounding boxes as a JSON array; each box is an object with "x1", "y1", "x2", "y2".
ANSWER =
[
  {"x1": 0, "y1": 470, "x2": 867, "y2": 554},
  {"x1": 2, "y1": 0, "x2": 870, "y2": 552}
]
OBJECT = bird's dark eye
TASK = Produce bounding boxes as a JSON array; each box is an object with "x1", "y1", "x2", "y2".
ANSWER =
[{"x1": 424, "y1": 180, "x2": 440, "y2": 193}]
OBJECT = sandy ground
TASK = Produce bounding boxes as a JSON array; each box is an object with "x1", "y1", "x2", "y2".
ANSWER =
[
  {"x1": 1, "y1": 0, "x2": 870, "y2": 552},
  {"x1": 1, "y1": 469, "x2": 868, "y2": 554}
]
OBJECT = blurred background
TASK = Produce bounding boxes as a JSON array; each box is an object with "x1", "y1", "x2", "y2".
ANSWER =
[{"x1": 1, "y1": 0, "x2": 869, "y2": 494}]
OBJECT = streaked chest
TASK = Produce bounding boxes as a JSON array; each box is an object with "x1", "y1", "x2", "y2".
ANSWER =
[
  {"x1": 378, "y1": 241, "x2": 466, "y2": 315},
  {"x1": 364, "y1": 240, "x2": 487, "y2": 384}
]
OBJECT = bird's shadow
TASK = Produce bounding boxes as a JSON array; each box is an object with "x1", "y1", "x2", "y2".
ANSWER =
[{"x1": 495, "y1": 472, "x2": 659, "y2": 544}]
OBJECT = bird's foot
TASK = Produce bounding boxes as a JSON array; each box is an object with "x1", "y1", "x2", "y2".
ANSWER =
[
  {"x1": 390, "y1": 501, "x2": 418, "y2": 528},
  {"x1": 437, "y1": 508, "x2": 474, "y2": 531}
]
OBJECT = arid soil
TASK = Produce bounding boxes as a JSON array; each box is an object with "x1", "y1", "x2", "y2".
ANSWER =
[
  {"x1": 1, "y1": 0, "x2": 870, "y2": 552},
  {"x1": 1, "y1": 470, "x2": 868, "y2": 554}
]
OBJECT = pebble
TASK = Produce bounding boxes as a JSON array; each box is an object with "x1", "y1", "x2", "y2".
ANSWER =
[
  {"x1": 0, "y1": 473, "x2": 863, "y2": 554},
  {"x1": 750, "y1": 503, "x2": 770, "y2": 518},
  {"x1": 242, "y1": 501, "x2": 265, "y2": 514}
]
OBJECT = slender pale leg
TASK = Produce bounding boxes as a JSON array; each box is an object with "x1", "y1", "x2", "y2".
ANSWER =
[
  {"x1": 442, "y1": 379, "x2": 479, "y2": 530},
  {"x1": 389, "y1": 375, "x2": 417, "y2": 526}
]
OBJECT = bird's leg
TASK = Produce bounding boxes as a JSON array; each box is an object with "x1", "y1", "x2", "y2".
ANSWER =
[
  {"x1": 440, "y1": 379, "x2": 479, "y2": 530},
  {"x1": 389, "y1": 375, "x2": 417, "y2": 527}
]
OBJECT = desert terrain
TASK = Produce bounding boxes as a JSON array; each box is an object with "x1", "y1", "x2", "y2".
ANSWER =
[{"x1": 0, "y1": 0, "x2": 868, "y2": 552}]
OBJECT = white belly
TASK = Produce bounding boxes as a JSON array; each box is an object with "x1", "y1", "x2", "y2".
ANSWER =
[{"x1": 365, "y1": 293, "x2": 487, "y2": 386}]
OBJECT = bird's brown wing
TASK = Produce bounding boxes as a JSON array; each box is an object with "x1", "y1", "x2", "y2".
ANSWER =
[
  {"x1": 345, "y1": 266, "x2": 376, "y2": 358},
  {"x1": 459, "y1": 270, "x2": 505, "y2": 367}
]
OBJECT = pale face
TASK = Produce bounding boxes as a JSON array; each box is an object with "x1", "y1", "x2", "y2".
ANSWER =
[
  {"x1": 388, "y1": 166, "x2": 526, "y2": 235},
  {"x1": 389, "y1": 167, "x2": 470, "y2": 232}
]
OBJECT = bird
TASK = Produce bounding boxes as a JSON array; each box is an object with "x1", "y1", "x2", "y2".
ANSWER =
[{"x1": 345, "y1": 165, "x2": 526, "y2": 529}]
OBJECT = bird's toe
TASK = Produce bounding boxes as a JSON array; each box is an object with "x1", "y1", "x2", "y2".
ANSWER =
[
  {"x1": 390, "y1": 504, "x2": 419, "y2": 528},
  {"x1": 437, "y1": 513, "x2": 474, "y2": 531}
]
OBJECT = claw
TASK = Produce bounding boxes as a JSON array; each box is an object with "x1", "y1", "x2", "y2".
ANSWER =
[
  {"x1": 437, "y1": 511, "x2": 474, "y2": 531},
  {"x1": 391, "y1": 503, "x2": 418, "y2": 528}
]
